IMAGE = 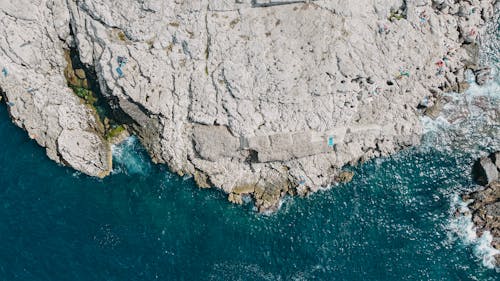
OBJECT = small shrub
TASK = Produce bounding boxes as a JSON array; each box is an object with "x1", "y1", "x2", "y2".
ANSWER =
[{"x1": 105, "y1": 125, "x2": 126, "y2": 140}]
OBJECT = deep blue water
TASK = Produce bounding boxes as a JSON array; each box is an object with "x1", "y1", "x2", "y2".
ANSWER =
[
  {"x1": 0, "y1": 100, "x2": 499, "y2": 280},
  {"x1": 1, "y1": 16, "x2": 499, "y2": 280}
]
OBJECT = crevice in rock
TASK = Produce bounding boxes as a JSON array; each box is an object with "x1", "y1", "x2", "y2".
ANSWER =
[
  {"x1": 251, "y1": 0, "x2": 310, "y2": 8},
  {"x1": 64, "y1": 33, "x2": 134, "y2": 142}
]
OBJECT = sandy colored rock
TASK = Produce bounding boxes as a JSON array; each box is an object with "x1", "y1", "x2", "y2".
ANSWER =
[
  {"x1": 336, "y1": 171, "x2": 355, "y2": 183},
  {"x1": 228, "y1": 193, "x2": 243, "y2": 205}
]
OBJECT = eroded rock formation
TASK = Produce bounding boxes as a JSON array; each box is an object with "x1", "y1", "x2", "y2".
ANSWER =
[
  {"x1": 461, "y1": 152, "x2": 500, "y2": 266},
  {"x1": 0, "y1": 0, "x2": 497, "y2": 211}
]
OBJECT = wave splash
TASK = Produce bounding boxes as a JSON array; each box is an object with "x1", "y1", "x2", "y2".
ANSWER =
[
  {"x1": 424, "y1": 15, "x2": 500, "y2": 270},
  {"x1": 111, "y1": 136, "x2": 152, "y2": 176},
  {"x1": 421, "y1": 72, "x2": 500, "y2": 157},
  {"x1": 447, "y1": 195, "x2": 500, "y2": 269}
]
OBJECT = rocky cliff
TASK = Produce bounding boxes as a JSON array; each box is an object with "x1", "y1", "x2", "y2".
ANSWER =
[{"x1": 0, "y1": 0, "x2": 497, "y2": 212}]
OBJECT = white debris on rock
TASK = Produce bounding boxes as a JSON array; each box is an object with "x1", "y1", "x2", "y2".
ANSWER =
[{"x1": 0, "y1": 0, "x2": 496, "y2": 211}]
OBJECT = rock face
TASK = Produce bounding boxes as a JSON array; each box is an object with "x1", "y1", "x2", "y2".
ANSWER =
[
  {"x1": 462, "y1": 152, "x2": 500, "y2": 266},
  {"x1": 0, "y1": 0, "x2": 497, "y2": 211},
  {"x1": 473, "y1": 154, "x2": 499, "y2": 186}
]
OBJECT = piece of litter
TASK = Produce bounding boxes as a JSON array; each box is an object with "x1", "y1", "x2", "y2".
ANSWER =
[
  {"x1": 371, "y1": 85, "x2": 382, "y2": 95},
  {"x1": 420, "y1": 97, "x2": 429, "y2": 107},
  {"x1": 2, "y1": 67, "x2": 7, "y2": 77},
  {"x1": 378, "y1": 23, "x2": 390, "y2": 34},
  {"x1": 7, "y1": 101, "x2": 15, "y2": 107},
  {"x1": 117, "y1": 56, "x2": 128, "y2": 67},
  {"x1": 328, "y1": 136, "x2": 335, "y2": 147},
  {"x1": 298, "y1": 176, "x2": 306, "y2": 185},
  {"x1": 419, "y1": 11, "x2": 429, "y2": 24},
  {"x1": 116, "y1": 67, "x2": 124, "y2": 77},
  {"x1": 399, "y1": 69, "x2": 410, "y2": 78}
]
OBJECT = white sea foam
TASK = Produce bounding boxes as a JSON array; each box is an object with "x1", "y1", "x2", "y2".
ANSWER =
[
  {"x1": 425, "y1": 44, "x2": 500, "y2": 269},
  {"x1": 420, "y1": 70, "x2": 500, "y2": 156},
  {"x1": 447, "y1": 194, "x2": 500, "y2": 270},
  {"x1": 111, "y1": 136, "x2": 151, "y2": 175}
]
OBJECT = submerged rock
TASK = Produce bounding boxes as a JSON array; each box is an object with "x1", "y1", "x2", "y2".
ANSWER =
[{"x1": 0, "y1": 0, "x2": 497, "y2": 211}]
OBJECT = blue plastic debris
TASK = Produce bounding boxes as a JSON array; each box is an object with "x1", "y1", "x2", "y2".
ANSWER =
[
  {"x1": 298, "y1": 176, "x2": 306, "y2": 185},
  {"x1": 2, "y1": 67, "x2": 7, "y2": 77},
  {"x1": 7, "y1": 101, "x2": 15, "y2": 107},
  {"x1": 116, "y1": 67, "x2": 124, "y2": 77},
  {"x1": 328, "y1": 136, "x2": 335, "y2": 147},
  {"x1": 420, "y1": 96, "x2": 429, "y2": 107},
  {"x1": 117, "y1": 56, "x2": 128, "y2": 68}
]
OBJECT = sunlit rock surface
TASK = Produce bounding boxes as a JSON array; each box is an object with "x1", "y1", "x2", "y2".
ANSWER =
[{"x1": 0, "y1": 0, "x2": 497, "y2": 211}]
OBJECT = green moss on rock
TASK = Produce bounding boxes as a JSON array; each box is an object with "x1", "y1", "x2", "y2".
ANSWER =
[{"x1": 105, "y1": 125, "x2": 126, "y2": 140}]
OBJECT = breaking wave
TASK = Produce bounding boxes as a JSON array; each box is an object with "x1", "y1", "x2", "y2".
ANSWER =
[
  {"x1": 111, "y1": 136, "x2": 152, "y2": 176},
  {"x1": 447, "y1": 194, "x2": 500, "y2": 270},
  {"x1": 425, "y1": 15, "x2": 500, "y2": 270},
  {"x1": 420, "y1": 72, "x2": 499, "y2": 157}
]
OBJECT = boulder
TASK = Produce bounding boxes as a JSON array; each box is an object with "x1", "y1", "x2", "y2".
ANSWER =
[
  {"x1": 474, "y1": 67, "x2": 492, "y2": 86},
  {"x1": 336, "y1": 171, "x2": 355, "y2": 183},
  {"x1": 472, "y1": 154, "x2": 499, "y2": 186}
]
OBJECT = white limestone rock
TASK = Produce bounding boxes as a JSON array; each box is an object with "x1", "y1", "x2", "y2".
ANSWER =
[
  {"x1": 0, "y1": 0, "x2": 496, "y2": 211},
  {"x1": 0, "y1": 0, "x2": 111, "y2": 177}
]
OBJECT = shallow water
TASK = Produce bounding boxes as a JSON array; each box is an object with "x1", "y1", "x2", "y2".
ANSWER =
[
  {"x1": 1, "y1": 13, "x2": 499, "y2": 281},
  {"x1": 0, "y1": 95, "x2": 499, "y2": 280}
]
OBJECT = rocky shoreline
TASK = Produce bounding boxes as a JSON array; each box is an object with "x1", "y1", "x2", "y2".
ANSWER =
[
  {"x1": 460, "y1": 152, "x2": 500, "y2": 266},
  {"x1": 0, "y1": 0, "x2": 498, "y2": 212}
]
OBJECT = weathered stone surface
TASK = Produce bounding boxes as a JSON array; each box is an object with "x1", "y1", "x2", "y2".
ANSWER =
[
  {"x1": 0, "y1": 0, "x2": 497, "y2": 211},
  {"x1": 474, "y1": 67, "x2": 492, "y2": 86},
  {"x1": 58, "y1": 129, "x2": 111, "y2": 178},
  {"x1": 0, "y1": 0, "x2": 111, "y2": 177},
  {"x1": 424, "y1": 99, "x2": 444, "y2": 119},
  {"x1": 336, "y1": 171, "x2": 355, "y2": 183},
  {"x1": 473, "y1": 154, "x2": 499, "y2": 185},
  {"x1": 228, "y1": 193, "x2": 243, "y2": 205},
  {"x1": 495, "y1": 152, "x2": 500, "y2": 170}
]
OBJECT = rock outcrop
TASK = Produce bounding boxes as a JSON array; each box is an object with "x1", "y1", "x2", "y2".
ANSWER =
[
  {"x1": 0, "y1": 0, "x2": 497, "y2": 211},
  {"x1": 461, "y1": 152, "x2": 500, "y2": 266},
  {"x1": 473, "y1": 153, "x2": 500, "y2": 186}
]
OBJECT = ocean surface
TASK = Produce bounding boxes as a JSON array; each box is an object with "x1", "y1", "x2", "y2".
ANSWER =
[{"x1": 1, "y1": 17, "x2": 499, "y2": 281}]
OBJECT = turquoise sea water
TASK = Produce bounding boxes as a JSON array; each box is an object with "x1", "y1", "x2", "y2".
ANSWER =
[
  {"x1": 1, "y1": 16, "x2": 499, "y2": 281},
  {"x1": 0, "y1": 89, "x2": 499, "y2": 280}
]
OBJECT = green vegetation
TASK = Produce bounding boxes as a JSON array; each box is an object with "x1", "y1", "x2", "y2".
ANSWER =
[
  {"x1": 105, "y1": 125, "x2": 126, "y2": 140},
  {"x1": 229, "y1": 18, "x2": 240, "y2": 29},
  {"x1": 388, "y1": 10, "x2": 405, "y2": 21},
  {"x1": 69, "y1": 85, "x2": 98, "y2": 105},
  {"x1": 118, "y1": 31, "x2": 127, "y2": 41}
]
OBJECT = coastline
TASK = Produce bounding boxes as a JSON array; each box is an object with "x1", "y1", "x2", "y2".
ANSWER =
[{"x1": 0, "y1": 0, "x2": 498, "y2": 212}]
